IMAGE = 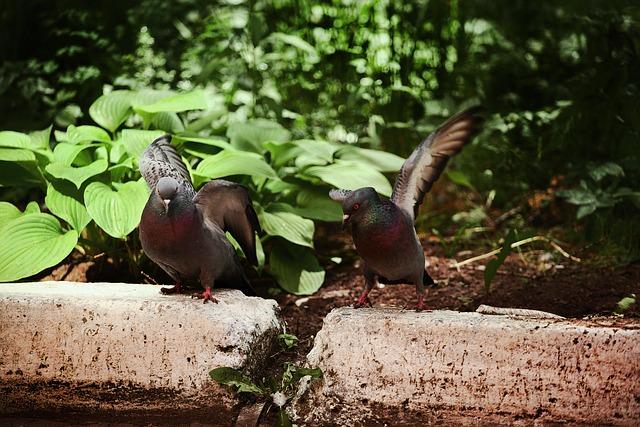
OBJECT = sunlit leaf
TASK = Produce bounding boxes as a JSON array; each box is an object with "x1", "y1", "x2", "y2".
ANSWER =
[
  {"x1": 258, "y1": 208, "x2": 314, "y2": 248},
  {"x1": 209, "y1": 367, "x2": 265, "y2": 395},
  {"x1": 0, "y1": 213, "x2": 78, "y2": 282},
  {"x1": 195, "y1": 150, "x2": 277, "y2": 180},
  {"x1": 134, "y1": 90, "x2": 207, "y2": 113},
  {"x1": 337, "y1": 146, "x2": 404, "y2": 172},
  {"x1": 269, "y1": 243, "x2": 324, "y2": 295},
  {"x1": 89, "y1": 90, "x2": 133, "y2": 132},
  {"x1": 302, "y1": 161, "x2": 393, "y2": 196},
  {"x1": 66, "y1": 125, "x2": 111, "y2": 144},
  {"x1": 84, "y1": 180, "x2": 148, "y2": 238},
  {"x1": 45, "y1": 182, "x2": 91, "y2": 232},
  {"x1": 227, "y1": 119, "x2": 291, "y2": 153},
  {"x1": 46, "y1": 159, "x2": 108, "y2": 189},
  {"x1": 0, "y1": 131, "x2": 31, "y2": 149},
  {"x1": 119, "y1": 129, "x2": 167, "y2": 163}
]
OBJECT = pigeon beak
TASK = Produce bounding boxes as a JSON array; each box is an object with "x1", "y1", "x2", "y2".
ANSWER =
[
  {"x1": 342, "y1": 214, "x2": 351, "y2": 230},
  {"x1": 162, "y1": 199, "x2": 170, "y2": 212}
]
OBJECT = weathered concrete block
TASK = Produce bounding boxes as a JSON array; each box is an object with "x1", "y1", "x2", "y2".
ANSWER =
[
  {"x1": 0, "y1": 281, "x2": 283, "y2": 419},
  {"x1": 295, "y1": 308, "x2": 640, "y2": 426}
]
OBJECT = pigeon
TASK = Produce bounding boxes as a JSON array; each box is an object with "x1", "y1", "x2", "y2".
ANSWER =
[
  {"x1": 329, "y1": 107, "x2": 482, "y2": 310},
  {"x1": 139, "y1": 135, "x2": 260, "y2": 303}
]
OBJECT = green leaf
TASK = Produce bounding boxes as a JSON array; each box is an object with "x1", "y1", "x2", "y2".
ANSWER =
[
  {"x1": 209, "y1": 367, "x2": 265, "y2": 395},
  {"x1": 119, "y1": 129, "x2": 167, "y2": 163},
  {"x1": 615, "y1": 295, "x2": 636, "y2": 314},
  {"x1": 269, "y1": 243, "x2": 324, "y2": 295},
  {"x1": 589, "y1": 162, "x2": 624, "y2": 182},
  {"x1": 294, "y1": 140, "x2": 339, "y2": 164},
  {"x1": 278, "y1": 333, "x2": 299, "y2": 349},
  {"x1": 177, "y1": 136, "x2": 234, "y2": 151},
  {"x1": 0, "y1": 147, "x2": 36, "y2": 162},
  {"x1": 0, "y1": 148, "x2": 45, "y2": 187},
  {"x1": 0, "y1": 213, "x2": 78, "y2": 282},
  {"x1": 195, "y1": 150, "x2": 277, "y2": 180},
  {"x1": 0, "y1": 131, "x2": 31, "y2": 149},
  {"x1": 89, "y1": 90, "x2": 133, "y2": 132},
  {"x1": 151, "y1": 112, "x2": 185, "y2": 133},
  {"x1": 45, "y1": 182, "x2": 91, "y2": 232},
  {"x1": 576, "y1": 204, "x2": 598, "y2": 219},
  {"x1": 0, "y1": 202, "x2": 21, "y2": 231},
  {"x1": 302, "y1": 161, "x2": 393, "y2": 196},
  {"x1": 67, "y1": 125, "x2": 111, "y2": 144},
  {"x1": 46, "y1": 159, "x2": 108, "y2": 189},
  {"x1": 25, "y1": 201, "x2": 41, "y2": 214},
  {"x1": 84, "y1": 180, "x2": 148, "y2": 238},
  {"x1": 227, "y1": 119, "x2": 291, "y2": 153},
  {"x1": 52, "y1": 142, "x2": 95, "y2": 166},
  {"x1": 259, "y1": 208, "x2": 314, "y2": 248},
  {"x1": 29, "y1": 126, "x2": 52, "y2": 149},
  {"x1": 337, "y1": 146, "x2": 404, "y2": 172},
  {"x1": 484, "y1": 230, "x2": 517, "y2": 293},
  {"x1": 446, "y1": 169, "x2": 475, "y2": 191},
  {"x1": 134, "y1": 90, "x2": 207, "y2": 113}
]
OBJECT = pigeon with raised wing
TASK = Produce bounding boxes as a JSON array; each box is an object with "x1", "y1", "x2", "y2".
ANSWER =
[
  {"x1": 139, "y1": 135, "x2": 260, "y2": 302},
  {"x1": 329, "y1": 107, "x2": 482, "y2": 310}
]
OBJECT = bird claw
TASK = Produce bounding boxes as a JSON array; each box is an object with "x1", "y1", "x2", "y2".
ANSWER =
[
  {"x1": 193, "y1": 287, "x2": 218, "y2": 304},
  {"x1": 415, "y1": 294, "x2": 428, "y2": 312},
  {"x1": 354, "y1": 296, "x2": 372, "y2": 308}
]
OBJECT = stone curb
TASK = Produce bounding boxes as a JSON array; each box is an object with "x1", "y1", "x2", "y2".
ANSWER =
[
  {"x1": 294, "y1": 307, "x2": 640, "y2": 426},
  {"x1": 0, "y1": 281, "x2": 283, "y2": 419}
]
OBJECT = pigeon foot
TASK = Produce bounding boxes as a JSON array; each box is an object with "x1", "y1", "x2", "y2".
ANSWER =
[
  {"x1": 194, "y1": 287, "x2": 218, "y2": 304},
  {"x1": 160, "y1": 282, "x2": 182, "y2": 295},
  {"x1": 415, "y1": 293, "x2": 428, "y2": 311},
  {"x1": 354, "y1": 289, "x2": 372, "y2": 308}
]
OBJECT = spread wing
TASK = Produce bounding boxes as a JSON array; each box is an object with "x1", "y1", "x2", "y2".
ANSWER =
[
  {"x1": 194, "y1": 180, "x2": 261, "y2": 266},
  {"x1": 139, "y1": 135, "x2": 193, "y2": 191},
  {"x1": 391, "y1": 106, "x2": 482, "y2": 221}
]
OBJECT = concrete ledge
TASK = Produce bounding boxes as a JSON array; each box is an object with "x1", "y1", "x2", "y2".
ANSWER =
[
  {"x1": 0, "y1": 281, "x2": 283, "y2": 417},
  {"x1": 294, "y1": 308, "x2": 640, "y2": 426}
]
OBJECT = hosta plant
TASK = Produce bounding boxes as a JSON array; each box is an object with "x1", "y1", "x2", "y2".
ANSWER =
[{"x1": 0, "y1": 89, "x2": 403, "y2": 294}]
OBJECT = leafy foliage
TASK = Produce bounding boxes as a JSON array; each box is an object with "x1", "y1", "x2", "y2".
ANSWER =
[{"x1": 0, "y1": 88, "x2": 398, "y2": 294}]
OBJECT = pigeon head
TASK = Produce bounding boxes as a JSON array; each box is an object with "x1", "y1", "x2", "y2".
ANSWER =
[
  {"x1": 156, "y1": 176, "x2": 179, "y2": 211},
  {"x1": 329, "y1": 187, "x2": 380, "y2": 229}
]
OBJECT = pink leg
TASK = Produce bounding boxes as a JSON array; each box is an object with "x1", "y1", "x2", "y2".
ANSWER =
[
  {"x1": 160, "y1": 282, "x2": 182, "y2": 295},
  {"x1": 195, "y1": 286, "x2": 218, "y2": 304},
  {"x1": 354, "y1": 287, "x2": 372, "y2": 308}
]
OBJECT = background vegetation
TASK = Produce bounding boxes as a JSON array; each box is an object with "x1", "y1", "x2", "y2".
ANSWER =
[{"x1": 0, "y1": 0, "x2": 638, "y2": 293}]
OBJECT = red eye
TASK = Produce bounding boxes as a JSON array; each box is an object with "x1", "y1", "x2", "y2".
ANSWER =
[{"x1": 353, "y1": 203, "x2": 360, "y2": 210}]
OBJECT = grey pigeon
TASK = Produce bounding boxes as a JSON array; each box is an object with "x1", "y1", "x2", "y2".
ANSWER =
[
  {"x1": 329, "y1": 107, "x2": 482, "y2": 310},
  {"x1": 139, "y1": 135, "x2": 260, "y2": 302}
]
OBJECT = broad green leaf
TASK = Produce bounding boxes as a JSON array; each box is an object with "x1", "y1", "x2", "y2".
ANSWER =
[
  {"x1": 0, "y1": 148, "x2": 45, "y2": 187},
  {"x1": 25, "y1": 201, "x2": 41, "y2": 214},
  {"x1": 119, "y1": 129, "x2": 166, "y2": 162},
  {"x1": 264, "y1": 140, "x2": 300, "y2": 167},
  {"x1": 227, "y1": 119, "x2": 291, "y2": 153},
  {"x1": 577, "y1": 204, "x2": 597, "y2": 219},
  {"x1": 84, "y1": 180, "x2": 148, "y2": 238},
  {"x1": 278, "y1": 333, "x2": 299, "y2": 349},
  {"x1": 29, "y1": 126, "x2": 52, "y2": 149},
  {"x1": 259, "y1": 208, "x2": 314, "y2": 248},
  {"x1": 89, "y1": 90, "x2": 133, "y2": 132},
  {"x1": 0, "y1": 131, "x2": 30, "y2": 149},
  {"x1": 446, "y1": 170, "x2": 475, "y2": 191},
  {"x1": 177, "y1": 136, "x2": 234, "y2": 151},
  {"x1": 151, "y1": 112, "x2": 185, "y2": 133},
  {"x1": 484, "y1": 230, "x2": 517, "y2": 292},
  {"x1": 0, "y1": 213, "x2": 78, "y2": 282},
  {"x1": 135, "y1": 90, "x2": 207, "y2": 113},
  {"x1": 0, "y1": 202, "x2": 21, "y2": 231},
  {"x1": 302, "y1": 161, "x2": 393, "y2": 196},
  {"x1": 296, "y1": 190, "x2": 343, "y2": 221},
  {"x1": 269, "y1": 243, "x2": 324, "y2": 295},
  {"x1": 209, "y1": 367, "x2": 265, "y2": 395},
  {"x1": 337, "y1": 146, "x2": 404, "y2": 172},
  {"x1": 294, "y1": 140, "x2": 338, "y2": 163},
  {"x1": 46, "y1": 159, "x2": 108, "y2": 189},
  {"x1": 66, "y1": 125, "x2": 111, "y2": 144},
  {"x1": 52, "y1": 142, "x2": 95, "y2": 166},
  {"x1": 45, "y1": 182, "x2": 91, "y2": 232},
  {"x1": 195, "y1": 150, "x2": 277, "y2": 180}
]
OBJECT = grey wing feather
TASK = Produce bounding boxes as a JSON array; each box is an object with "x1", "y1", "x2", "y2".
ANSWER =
[
  {"x1": 140, "y1": 135, "x2": 193, "y2": 190},
  {"x1": 194, "y1": 180, "x2": 261, "y2": 266},
  {"x1": 391, "y1": 106, "x2": 482, "y2": 221}
]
